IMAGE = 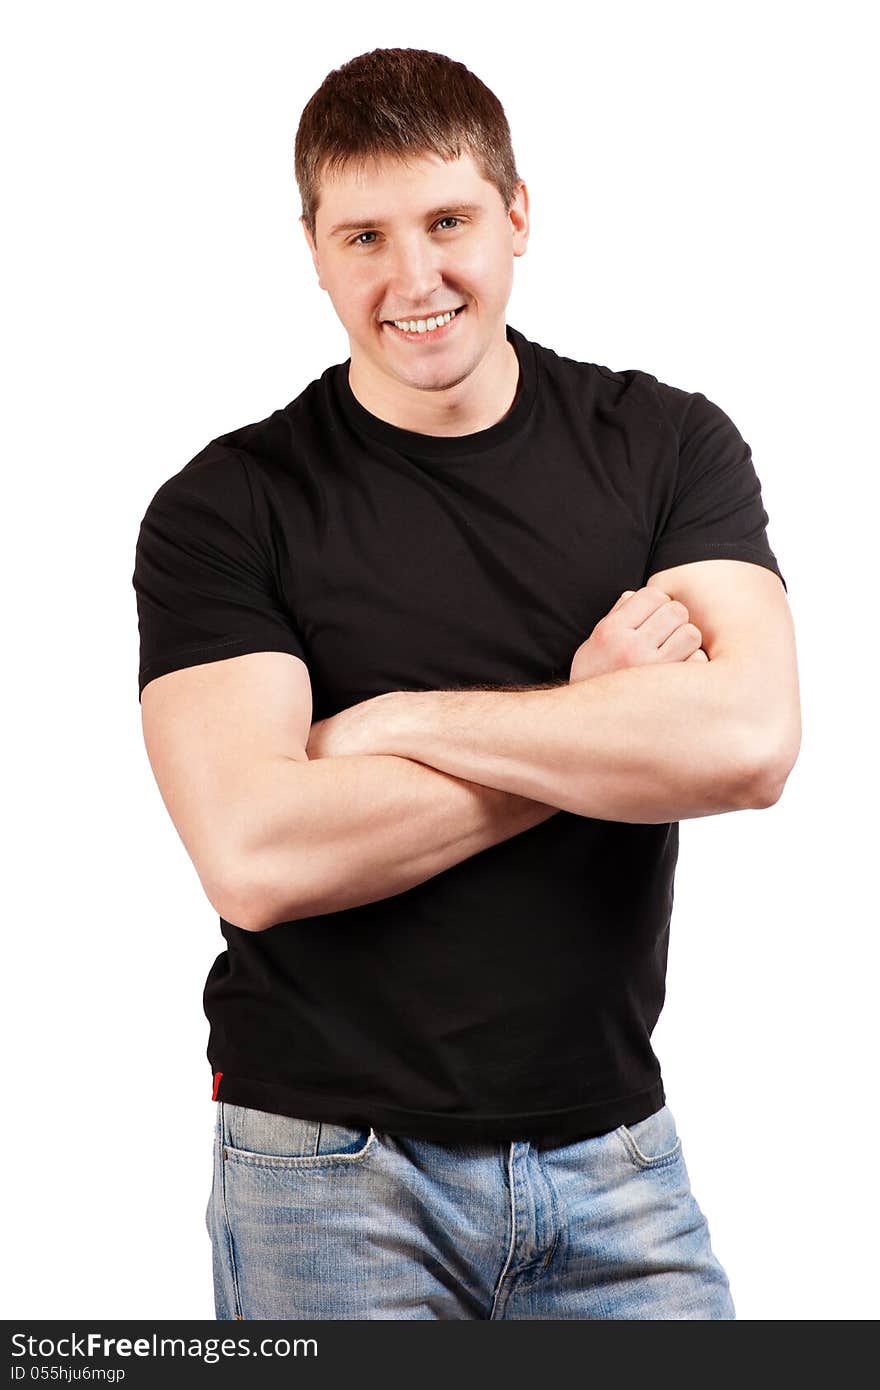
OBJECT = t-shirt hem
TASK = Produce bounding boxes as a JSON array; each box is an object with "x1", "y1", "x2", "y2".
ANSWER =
[
  {"x1": 138, "y1": 638, "x2": 308, "y2": 701},
  {"x1": 211, "y1": 1071, "x2": 667, "y2": 1145},
  {"x1": 645, "y1": 543, "x2": 787, "y2": 592}
]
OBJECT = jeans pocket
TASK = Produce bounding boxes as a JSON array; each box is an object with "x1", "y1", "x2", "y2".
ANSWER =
[
  {"x1": 220, "y1": 1101, "x2": 377, "y2": 1167},
  {"x1": 615, "y1": 1103, "x2": 683, "y2": 1170}
]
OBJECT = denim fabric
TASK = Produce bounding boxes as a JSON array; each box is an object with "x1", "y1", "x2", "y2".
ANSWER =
[{"x1": 206, "y1": 1100, "x2": 735, "y2": 1319}]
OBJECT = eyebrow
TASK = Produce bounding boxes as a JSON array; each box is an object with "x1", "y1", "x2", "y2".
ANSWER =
[{"x1": 328, "y1": 203, "x2": 485, "y2": 238}]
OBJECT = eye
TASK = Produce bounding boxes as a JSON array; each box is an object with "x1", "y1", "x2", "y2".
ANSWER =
[{"x1": 349, "y1": 217, "x2": 463, "y2": 248}]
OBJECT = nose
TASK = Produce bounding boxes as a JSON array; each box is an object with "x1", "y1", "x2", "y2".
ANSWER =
[{"x1": 386, "y1": 231, "x2": 446, "y2": 312}]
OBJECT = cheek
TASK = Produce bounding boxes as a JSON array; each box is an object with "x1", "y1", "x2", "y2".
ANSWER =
[
  {"x1": 332, "y1": 290, "x2": 379, "y2": 338},
  {"x1": 326, "y1": 269, "x2": 373, "y2": 316},
  {"x1": 457, "y1": 242, "x2": 510, "y2": 297},
  {"x1": 355, "y1": 275, "x2": 387, "y2": 319}
]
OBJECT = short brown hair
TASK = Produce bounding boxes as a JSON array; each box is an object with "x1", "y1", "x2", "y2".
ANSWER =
[{"x1": 294, "y1": 48, "x2": 521, "y2": 240}]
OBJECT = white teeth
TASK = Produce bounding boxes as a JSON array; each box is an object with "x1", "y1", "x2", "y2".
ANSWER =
[{"x1": 391, "y1": 308, "x2": 460, "y2": 333}]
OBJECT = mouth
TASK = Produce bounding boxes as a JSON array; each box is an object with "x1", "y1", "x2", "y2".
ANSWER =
[{"x1": 382, "y1": 305, "x2": 467, "y2": 343}]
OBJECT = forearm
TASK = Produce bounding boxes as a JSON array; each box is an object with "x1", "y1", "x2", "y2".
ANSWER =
[
  {"x1": 233, "y1": 752, "x2": 558, "y2": 932},
  {"x1": 367, "y1": 659, "x2": 763, "y2": 824}
]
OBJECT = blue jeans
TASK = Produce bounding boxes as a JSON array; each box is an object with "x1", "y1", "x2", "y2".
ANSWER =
[{"x1": 206, "y1": 1100, "x2": 735, "y2": 1319}]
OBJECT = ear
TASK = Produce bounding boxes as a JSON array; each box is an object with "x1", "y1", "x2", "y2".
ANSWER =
[
  {"x1": 300, "y1": 217, "x2": 325, "y2": 286},
  {"x1": 509, "y1": 180, "x2": 529, "y2": 258}
]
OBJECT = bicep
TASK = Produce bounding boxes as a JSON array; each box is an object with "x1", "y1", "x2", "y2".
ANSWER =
[
  {"x1": 140, "y1": 650, "x2": 313, "y2": 916},
  {"x1": 646, "y1": 558, "x2": 801, "y2": 776}
]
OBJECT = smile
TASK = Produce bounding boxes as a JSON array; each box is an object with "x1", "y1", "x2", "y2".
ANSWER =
[{"x1": 383, "y1": 306, "x2": 467, "y2": 342}]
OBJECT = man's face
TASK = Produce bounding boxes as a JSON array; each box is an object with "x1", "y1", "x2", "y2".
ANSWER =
[{"x1": 302, "y1": 149, "x2": 528, "y2": 397}]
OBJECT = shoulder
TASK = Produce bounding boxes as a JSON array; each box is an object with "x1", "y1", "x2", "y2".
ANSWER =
[
  {"x1": 207, "y1": 362, "x2": 342, "y2": 479},
  {"x1": 146, "y1": 362, "x2": 332, "y2": 507},
  {"x1": 523, "y1": 330, "x2": 694, "y2": 431},
  {"x1": 141, "y1": 443, "x2": 254, "y2": 523}
]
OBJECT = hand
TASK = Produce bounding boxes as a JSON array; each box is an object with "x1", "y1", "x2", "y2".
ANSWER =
[
  {"x1": 306, "y1": 691, "x2": 399, "y2": 760},
  {"x1": 569, "y1": 586, "x2": 708, "y2": 683}
]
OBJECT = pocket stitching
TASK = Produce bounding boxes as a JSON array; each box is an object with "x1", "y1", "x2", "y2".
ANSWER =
[
  {"x1": 615, "y1": 1124, "x2": 682, "y2": 1169},
  {"x1": 216, "y1": 1105, "x2": 244, "y2": 1319},
  {"x1": 223, "y1": 1128, "x2": 378, "y2": 1168}
]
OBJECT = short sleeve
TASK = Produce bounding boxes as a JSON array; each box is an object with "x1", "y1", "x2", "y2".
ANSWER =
[
  {"x1": 646, "y1": 389, "x2": 787, "y2": 593},
  {"x1": 132, "y1": 446, "x2": 308, "y2": 702}
]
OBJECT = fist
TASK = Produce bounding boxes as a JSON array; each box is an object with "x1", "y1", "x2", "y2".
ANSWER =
[{"x1": 569, "y1": 586, "x2": 708, "y2": 683}]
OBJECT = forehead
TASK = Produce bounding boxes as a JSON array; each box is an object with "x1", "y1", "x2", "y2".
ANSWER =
[{"x1": 316, "y1": 149, "x2": 497, "y2": 235}]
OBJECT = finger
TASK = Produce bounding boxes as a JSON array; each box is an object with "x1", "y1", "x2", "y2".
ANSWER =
[
  {"x1": 687, "y1": 647, "x2": 709, "y2": 662},
  {"x1": 640, "y1": 601, "x2": 692, "y2": 648},
  {"x1": 608, "y1": 589, "x2": 637, "y2": 613},
  {"x1": 655, "y1": 622, "x2": 703, "y2": 661},
  {"x1": 613, "y1": 584, "x2": 676, "y2": 630}
]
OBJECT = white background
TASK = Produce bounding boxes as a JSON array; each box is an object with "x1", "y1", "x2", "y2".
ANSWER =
[{"x1": 4, "y1": 0, "x2": 877, "y2": 1321}]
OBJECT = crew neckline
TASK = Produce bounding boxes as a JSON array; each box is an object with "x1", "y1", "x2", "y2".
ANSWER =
[{"x1": 334, "y1": 323, "x2": 537, "y2": 460}]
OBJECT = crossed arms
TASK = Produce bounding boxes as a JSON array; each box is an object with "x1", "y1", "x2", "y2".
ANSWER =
[{"x1": 234, "y1": 559, "x2": 800, "y2": 932}]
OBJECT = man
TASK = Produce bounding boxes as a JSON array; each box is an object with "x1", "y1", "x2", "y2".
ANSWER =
[{"x1": 132, "y1": 47, "x2": 800, "y2": 1320}]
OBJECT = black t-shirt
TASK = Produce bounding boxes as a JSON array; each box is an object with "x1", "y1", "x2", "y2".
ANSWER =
[{"x1": 132, "y1": 323, "x2": 786, "y2": 1143}]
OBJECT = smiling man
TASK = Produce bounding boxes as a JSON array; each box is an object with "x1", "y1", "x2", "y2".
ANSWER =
[
  {"x1": 310, "y1": 152, "x2": 525, "y2": 437},
  {"x1": 132, "y1": 47, "x2": 800, "y2": 1321}
]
